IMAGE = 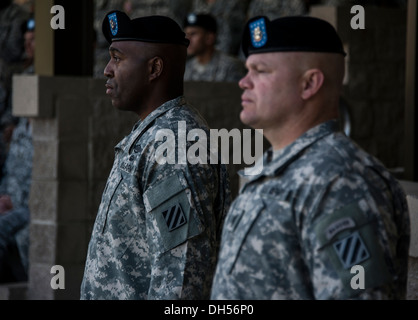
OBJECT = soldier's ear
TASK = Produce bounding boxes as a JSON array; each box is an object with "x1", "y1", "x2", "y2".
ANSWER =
[
  {"x1": 149, "y1": 56, "x2": 163, "y2": 81},
  {"x1": 300, "y1": 68, "x2": 324, "y2": 100},
  {"x1": 205, "y1": 31, "x2": 216, "y2": 47}
]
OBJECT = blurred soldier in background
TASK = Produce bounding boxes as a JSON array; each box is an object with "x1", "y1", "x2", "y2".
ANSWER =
[
  {"x1": 0, "y1": 0, "x2": 29, "y2": 180},
  {"x1": 183, "y1": 13, "x2": 246, "y2": 82}
]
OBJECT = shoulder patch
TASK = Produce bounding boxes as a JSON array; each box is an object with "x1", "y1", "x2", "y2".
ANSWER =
[
  {"x1": 333, "y1": 230, "x2": 370, "y2": 269},
  {"x1": 162, "y1": 203, "x2": 187, "y2": 232},
  {"x1": 314, "y1": 202, "x2": 392, "y2": 297},
  {"x1": 143, "y1": 172, "x2": 203, "y2": 253},
  {"x1": 325, "y1": 217, "x2": 355, "y2": 240}
]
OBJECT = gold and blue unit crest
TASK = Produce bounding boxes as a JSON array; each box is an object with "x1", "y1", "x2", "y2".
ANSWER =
[{"x1": 249, "y1": 17, "x2": 267, "y2": 48}]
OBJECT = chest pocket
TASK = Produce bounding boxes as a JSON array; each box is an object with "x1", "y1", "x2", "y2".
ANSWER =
[
  {"x1": 222, "y1": 196, "x2": 265, "y2": 274},
  {"x1": 97, "y1": 171, "x2": 123, "y2": 234},
  {"x1": 143, "y1": 171, "x2": 203, "y2": 253},
  {"x1": 98, "y1": 169, "x2": 142, "y2": 258}
]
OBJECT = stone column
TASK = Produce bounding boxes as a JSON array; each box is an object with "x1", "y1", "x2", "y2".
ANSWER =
[
  {"x1": 13, "y1": 75, "x2": 89, "y2": 299},
  {"x1": 405, "y1": 0, "x2": 418, "y2": 181}
]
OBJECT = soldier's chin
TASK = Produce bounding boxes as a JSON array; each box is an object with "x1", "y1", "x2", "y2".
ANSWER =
[
  {"x1": 111, "y1": 100, "x2": 125, "y2": 111},
  {"x1": 240, "y1": 110, "x2": 256, "y2": 128}
]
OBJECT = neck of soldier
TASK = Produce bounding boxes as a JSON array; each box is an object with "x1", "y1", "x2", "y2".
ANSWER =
[
  {"x1": 197, "y1": 46, "x2": 215, "y2": 65},
  {"x1": 267, "y1": 100, "x2": 339, "y2": 151},
  {"x1": 137, "y1": 84, "x2": 184, "y2": 120}
]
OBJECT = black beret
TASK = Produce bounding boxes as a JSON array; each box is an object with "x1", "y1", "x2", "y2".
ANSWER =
[
  {"x1": 242, "y1": 16, "x2": 346, "y2": 57},
  {"x1": 102, "y1": 10, "x2": 190, "y2": 47},
  {"x1": 21, "y1": 16, "x2": 35, "y2": 33},
  {"x1": 183, "y1": 13, "x2": 217, "y2": 33}
]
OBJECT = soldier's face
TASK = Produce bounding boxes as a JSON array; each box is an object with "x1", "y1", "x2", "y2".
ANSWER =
[
  {"x1": 239, "y1": 52, "x2": 302, "y2": 131},
  {"x1": 24, "y1": 31, "x2": 35, "y2": 60},
  {"x1": 104, "y1": 41, "x2": 150, "y2": 113},
  {"x1": 184, "y1": 26, "x2": 213, "y2": 56}
]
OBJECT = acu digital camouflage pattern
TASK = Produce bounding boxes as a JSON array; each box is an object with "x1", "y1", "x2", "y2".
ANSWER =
[
  {"x1": 81, "y1": 96, "x2": 231, "y2": 300},
  {"x1": 211, "y1": 120, "x2": 410, "y2": 300},
  {"x1": 184, "y1": 50, "x2": 246, "y2": 82},
  {"x1": 0, "y1": 2, "x2": 29, "y2": 176},
  {"x1": 0, "y1": 118, "x2": 33, "y2": 277},
  {"x1": 0, "y1": 118, "x2": 33, "y2": 211}
]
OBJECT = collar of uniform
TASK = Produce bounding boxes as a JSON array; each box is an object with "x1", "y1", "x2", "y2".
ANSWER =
[
  {"x1": 135, "y1": 96, "x2": 186, "y2": 133},
  {"x1": 115, "y1": 96, "x2": 186, "y2": 151},
  {"x1": 239, "y1": 119, "x2": 339, "y2": 182}
]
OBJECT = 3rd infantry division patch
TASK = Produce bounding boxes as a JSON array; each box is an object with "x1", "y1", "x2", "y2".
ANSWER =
[{"x1": 162, "y1": 203, "x2": 187, "y2": 232}]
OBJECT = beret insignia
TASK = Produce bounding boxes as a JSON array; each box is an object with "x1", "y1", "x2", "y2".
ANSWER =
[
  {"x1": 249, "y1": 17, "x2": 267, "y2": 48},
  {"x1": 187, "y1": 13, "x2": 197, "y2": 24},
  {"x1": 108, "y1": 12, "x2": 118, "y2": 36}
]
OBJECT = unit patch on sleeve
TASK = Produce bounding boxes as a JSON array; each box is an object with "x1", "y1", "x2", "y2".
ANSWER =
[
  {"x1": 332, "y1": 230, "x2": 370, "y2": 269},
  {"x1": 143, "y1": 172, "x2": 203, "y2": 253},
  {"x1": 162, "y1": 203, "x2": 187, "y2": 232},
  {"x1": 314, "y1": 202, "x2": 392, "y2": 297}
]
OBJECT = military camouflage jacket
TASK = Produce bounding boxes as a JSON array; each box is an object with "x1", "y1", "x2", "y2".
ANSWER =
[
  {"x1": 81, "y1": 96, "x2": 230, "y2": 300},
  {"x1": 0, "y1": 2, "x2": 28, "y2": 128},
  {"x1": 0, "y1": 117, "x2": 33, "y2": 208},
  {"x1": 211, "y1": 120, "x2": 410, "y2": 300},
  {"x1": 184, "y1": 50, "x2": 246, "y2": 83},
  {"x1": 0, "y1": 117, "x2": 32, "y2": 276}
]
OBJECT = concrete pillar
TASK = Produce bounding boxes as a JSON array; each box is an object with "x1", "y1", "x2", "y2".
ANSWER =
[
  {"x1": 13, "y1": 75, "x2": 86, "y2": 299},
  {"x1": 405, "y1": 0, "x2": 418, "y2": 181}
]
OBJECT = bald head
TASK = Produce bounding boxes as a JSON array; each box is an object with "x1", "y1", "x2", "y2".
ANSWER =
[
  {"x1": 297, "y1": 52, "x2": 344, "y2": 94},
  {"x1": 130, "y1": 42, "x2": 187, "y2": 94},
  {"x1": 282, "y1": 51, "x2": 345, "y2": 97}
]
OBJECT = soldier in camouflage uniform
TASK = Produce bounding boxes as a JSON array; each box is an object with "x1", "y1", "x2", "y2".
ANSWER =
[
  {"x1": 191, "y1": 0, "x2": 249, "y2": 55},
  {"x1": 0, "y1": 117, "x2": 33, "y2": 282},
  {"x1": 80, "y1": 10, "x2": 231, "y2": 300},
  {"x1": 211, "y1": 16, "x2": 410, "y2": 300},
  {"x1": 0, "y1": 0, "x2": 29, "y2": 179},
  {"x1": 183, "y1": 13, "x2": 246, "y2": 83}
]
